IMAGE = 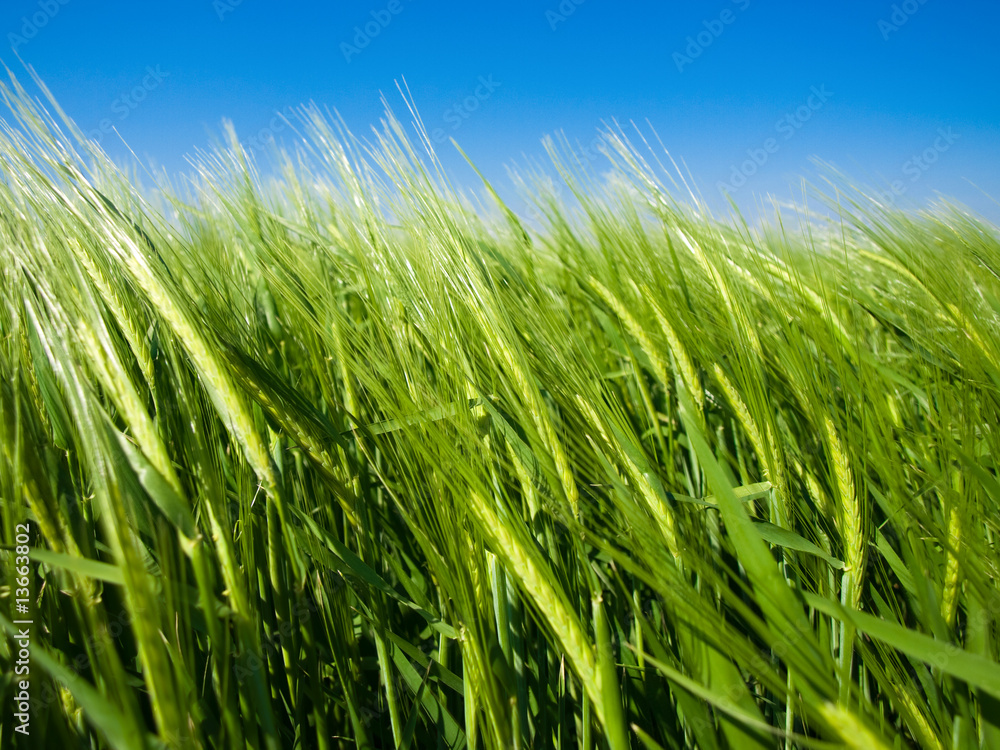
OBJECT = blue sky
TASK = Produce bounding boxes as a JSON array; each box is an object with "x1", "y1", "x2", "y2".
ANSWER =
[{"x1": 3, "y1": 0, "x2": 999, "y2": 223}]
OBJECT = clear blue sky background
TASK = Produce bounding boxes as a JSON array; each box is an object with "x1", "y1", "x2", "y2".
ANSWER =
[{"x1": 3, "y1": 0, "x2": 999, "y2": 223}]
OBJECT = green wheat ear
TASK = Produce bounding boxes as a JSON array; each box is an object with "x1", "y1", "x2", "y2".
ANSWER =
[{"x1": 1, "y1": 60, "x2": 998, "y2": 750}]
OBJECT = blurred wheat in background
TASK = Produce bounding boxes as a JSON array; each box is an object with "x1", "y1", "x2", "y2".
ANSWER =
[{"x1": 1, "y1": 67, "x2": 999, "y2": 750}]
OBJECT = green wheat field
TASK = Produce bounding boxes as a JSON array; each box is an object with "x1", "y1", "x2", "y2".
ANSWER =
[{"x1": 1, "y1": 69, "x2": 999, "y2": 750}]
